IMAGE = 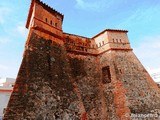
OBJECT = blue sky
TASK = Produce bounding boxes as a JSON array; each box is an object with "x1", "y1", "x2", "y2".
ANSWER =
[{"x1": 0, "y1": 0, "x2": 160, "y2": 79}]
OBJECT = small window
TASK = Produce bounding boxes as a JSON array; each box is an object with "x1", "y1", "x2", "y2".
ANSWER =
[
  {"x1": 102, "y1": 41, "x2": 105, "y2": 45},
  {"x1": 55, "y1": 23, "x2": 58, "y2": 27},
  {"x1": 47, "y1": 54, "x2": 51, "y2": 71},
  {"x1": 119, "y1": 39, "x2": 122, "y2": 43},
  {"x1": 66, "y1": 36, "x2": 70, "y2": 42},
  {"x1": 113, "y1": 39, "x2": 115, "y2": 42},
  {"x1": 116, "y1": 39, "x2": 118, "y2": 43},
  {"x1": 45, "y1": 18, "x2": 48, "y2": 22},
  {"x1": 3, "y1": 108, "x2": 6, "y2": 113},
  {"x1": 102, "y1": 66, "x2": 111, "y2": 84},
  {"x1": 50, "y1": 20, "x2": 52, "y2": 25},
  {"x1": 99, "y1": 43, "x2": 101, "y2": 47},
  {"x1": 119, "y1": 69, "x2": 122, "y2": 73}
]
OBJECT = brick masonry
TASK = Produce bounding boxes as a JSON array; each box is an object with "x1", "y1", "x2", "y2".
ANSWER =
[{"x1": 3, "y1": 0, "x2": 160, "y2": 120}]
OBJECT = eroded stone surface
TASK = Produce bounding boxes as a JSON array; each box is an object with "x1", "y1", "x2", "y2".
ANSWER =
[{"x1": 3, "y1": 0, "x2": 160, "y2": 120}]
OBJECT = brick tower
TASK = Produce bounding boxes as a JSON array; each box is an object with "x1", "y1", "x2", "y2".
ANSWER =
[{"x1": 3, "y1": 0, "x2": 160, "y2": 119}]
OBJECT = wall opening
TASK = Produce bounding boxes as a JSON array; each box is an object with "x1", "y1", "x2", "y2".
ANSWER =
[
  {"x1": 102, "y1": 66, "x2": 111, "y2": 84},
  {"x1": 66, "y1": 36, "x2": 70, "y2": 42},
  {"x1": 3, "y1": 108, "x2": 6, "y2": 114},
  {"x1": 50, "y1": 20, "x2": 52, "y2": 25},
  {"x1": 45, "y1": 18, "x2": 48, "y2": 23},
  {"x1": 55, "y1": 23, "x2": 58, "y2": 27},
  {"x1": 116, "y1": 39, "x2": 118, "y2": 43}
]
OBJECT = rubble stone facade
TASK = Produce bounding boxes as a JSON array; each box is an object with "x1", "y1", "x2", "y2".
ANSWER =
[{"x1": 3, "y1": 0, "x2": 160, "y2": 119}]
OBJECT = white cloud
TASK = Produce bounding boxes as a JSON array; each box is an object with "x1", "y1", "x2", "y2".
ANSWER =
[
  {"x1": 117, "y1": 6, "x2": 159, "y2": 28},
  {"x1": 147, "y1": 68, "x2": 160, "y2": 83},
  {"x1": 17, "y1": 23, "x2": 27, "y2": 37},
  {"x1": 133, "y1": 35, "x2": 160, "y2": 70},
  {"x1": 75, "y1": 0, "x2": 113, "y2": 11}
]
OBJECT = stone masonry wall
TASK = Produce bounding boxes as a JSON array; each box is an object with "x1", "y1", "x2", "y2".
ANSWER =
[
  {"x1": 4, "y1": 32, "x2": 82, "y2": 120},
  {"x1": 99, "y1": 51, "x2": 131, "y2": 120},
  {"x1": 4, "y1": 0, "x2": 160, "y2": 119},
  {"x1": 4, "y1": 31, "x2": 160, "y2": 120},
  {"x1": 4, "y1": 32, "x2": 126, "y2": 120},
  {"x1": 100, "y1": 50, "x2": 160, "y2": 119},
  {"x1": 67, "y1": 53, "x2": 119, "y2": 119}
]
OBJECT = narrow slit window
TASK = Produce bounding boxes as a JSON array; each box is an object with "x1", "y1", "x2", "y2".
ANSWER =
[
  {"x1": 47, "y1": 54, "x2": 51, "y2": 71},
  {"x1": 116, "y1": 39, "x2": 118, "y2": 43},
  {"x1": 50, "y1": 20, "x2": 52, "y2": 25},
  {"x1": 102, "y1": 66, "x2": 111, "y2": 84},
  {"x1": 55, "y1": 23, "x2": 58, "y2": 27},
  {"x1": 45, "y1": 18, "x2": 48, "y2": 23}
]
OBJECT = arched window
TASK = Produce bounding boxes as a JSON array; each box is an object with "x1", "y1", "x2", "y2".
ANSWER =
[{"x1": 45, "y1": 18, "x2": 48, "y2": 23}]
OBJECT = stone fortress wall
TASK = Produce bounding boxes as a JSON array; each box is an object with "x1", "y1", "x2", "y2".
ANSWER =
[{"x1": 3, "y1": 0, "x2": 160, "y2": 120}]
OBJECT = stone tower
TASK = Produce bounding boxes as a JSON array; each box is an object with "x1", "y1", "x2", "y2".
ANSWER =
[{"x1": 3, "y1": 0, "x2": 160, "y2": 120}]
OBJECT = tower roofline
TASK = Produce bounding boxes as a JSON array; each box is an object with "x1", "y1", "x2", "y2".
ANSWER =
[
  {"x1": 63, "y1": 32, "x2": 91, "y2": 39},
  {"x1": 26, "y1": 0, "x2": 64, "y2": 28},
  {"x1": 92, "y1": 29, "x2": 128, "y2": 39}
]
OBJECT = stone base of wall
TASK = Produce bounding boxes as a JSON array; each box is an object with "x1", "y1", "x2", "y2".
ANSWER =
[{"x1": 3, "y1": 32, "x2": 160, "y2": 120}]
